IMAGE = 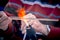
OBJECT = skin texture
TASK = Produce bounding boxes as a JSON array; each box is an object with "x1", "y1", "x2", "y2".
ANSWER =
[
  {"x1": 0, "y1": 11, "x2": 12, "y2": 30},
  {"x1": 21, "y1": 13, "x2": 49, "y2": 35}
]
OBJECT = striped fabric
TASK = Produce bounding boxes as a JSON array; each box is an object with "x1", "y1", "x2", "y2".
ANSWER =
[{"x1": 5, "y1": 0, "x2": 60, "y2": 19}]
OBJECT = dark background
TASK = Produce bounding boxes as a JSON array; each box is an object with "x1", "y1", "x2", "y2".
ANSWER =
[
  {"x1": 0, "y1": 0, "x2": 8, "y2": 7},
  {"x1": 0, "y1": 0, "x2": 60, "y2": 7}
]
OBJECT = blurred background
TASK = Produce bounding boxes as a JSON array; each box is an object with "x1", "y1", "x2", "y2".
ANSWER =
[
  {"x1": 0, "y1": 0, "x2": 60, "y2": 26},
  {"x1": 0, "y1": 0, "x2": 60, "y2": 40}
]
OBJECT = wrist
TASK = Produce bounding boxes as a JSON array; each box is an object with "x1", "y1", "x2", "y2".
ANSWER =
[{"x1": 41, "y1": 25, "x2": 50, "y2": 35}]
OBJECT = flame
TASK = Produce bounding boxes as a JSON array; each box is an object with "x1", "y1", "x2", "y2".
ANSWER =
[
  {"x1": 17, "y1": 8, "x2": 26, "y2": 19},
  {"x1": 17, "y1": 8, "x2": 29, "y2": 26}
]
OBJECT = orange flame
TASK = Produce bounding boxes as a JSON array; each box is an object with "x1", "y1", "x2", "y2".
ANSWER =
[
  {"x1": 17, "y1": 8, "x2": 26, "y2": 19},
  {"x1": 17, "y1": 8, "x2": 29, "y2": 26}
]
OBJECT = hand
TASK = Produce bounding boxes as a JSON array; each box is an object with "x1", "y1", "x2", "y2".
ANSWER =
[
  {"x1": 0, "y1": 11, "x2": 12, "y2": 30},
  {"x1": 21, "y1": 13, "x2": 36, "y2": 34},
  {"x1": 21, "y1": 13, "x2": 49, "y2": 35}
]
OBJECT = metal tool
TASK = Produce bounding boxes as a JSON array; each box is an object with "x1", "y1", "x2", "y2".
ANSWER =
[{"x1": 23, "y1": 25, "x2": 37, "y2": 40}]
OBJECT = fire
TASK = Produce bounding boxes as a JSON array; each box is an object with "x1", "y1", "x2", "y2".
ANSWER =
[
  {"x1": 17, "y1": 8, "x2": 26, "y2": 19},
  {"x1": 17, "y1": 8, "x2": 29, "y2": 26}
]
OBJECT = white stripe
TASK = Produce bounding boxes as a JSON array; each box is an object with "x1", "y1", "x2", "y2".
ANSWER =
[
  {"x1": 46, "y1": 25, "x2": 50, "y2": 32},
  {"x1": 28, "y1": 12, "x2": 60, "y2": 18},
  {"x1": 21, "y1": 0, "x2": 60, "y2": 8},
  {"x1": 23, "y1": 32, "x2": 27, "y2": 40},
  {"x1": 8, "y1": 2, "x2": 22, "y2": 8}
]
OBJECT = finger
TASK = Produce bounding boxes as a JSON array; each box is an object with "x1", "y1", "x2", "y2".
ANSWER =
[
  {"x1": 0, "y1": 17, "x2": 12, "y2": 30},
  {"x1": 24, "y1": 13, "x2": 36, "y2": 18},
  {"x1": 0, "y1": 17, "x2": 12, "y2": 26},
  {"x1": 21, "y1": 21, "x2": 27, "y2": 32},
  {"x1": 21, "y1": 21, "x2": 25, "y2": 30},
  {"x1": 0, "y1": 11, "x2": 7, "y2": 17},
  {"x1": 0, "y1": 11, "x2": 8, "y2": 22},
  {"x1": 22, "y1": 29, "x2": 26, "y2": 34},
  {"x1": 23, "y1": 13, "x2": 36, "y2": 23},
  {"x1": 0, "y1": 11, "x2": 12, "y2": 25}
]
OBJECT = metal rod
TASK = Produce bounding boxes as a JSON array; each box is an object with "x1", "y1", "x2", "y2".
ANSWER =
[{"x1": 9, "y1": 16, "x2": 59, "y2": 21}]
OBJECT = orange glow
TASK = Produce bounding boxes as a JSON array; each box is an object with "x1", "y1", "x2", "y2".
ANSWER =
[
  {"x1": 17, "y1": 8, "x2": 29, "y2": 26},
  {"x1": 17, "y1": 8, "x2": 26, "y2": 19}
]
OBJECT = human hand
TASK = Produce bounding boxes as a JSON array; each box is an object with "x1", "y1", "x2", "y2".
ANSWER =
[
  {"x1": 0, "y1": 11, "x2": 12, "y2": 30},
  {"x1": 21, "y1": 13, "x2": 49, "y2": 35}
]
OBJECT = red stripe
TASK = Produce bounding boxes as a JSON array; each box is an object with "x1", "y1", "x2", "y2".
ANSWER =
[
  {"x1": 9, "y1": 0, "x2": 24, "y2": 7},
  {"x1": 8, "y1": 0, "x2": 60, "y2": 19}
]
